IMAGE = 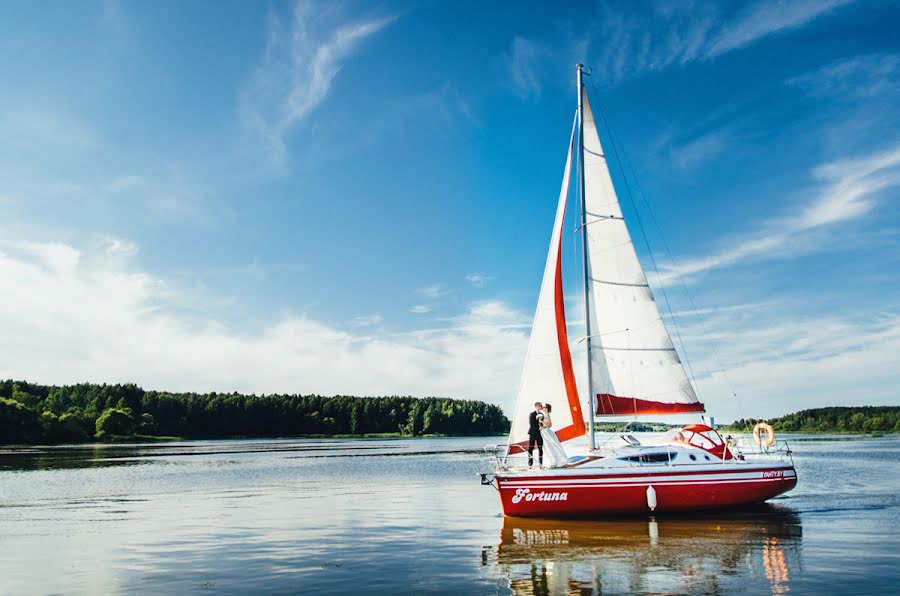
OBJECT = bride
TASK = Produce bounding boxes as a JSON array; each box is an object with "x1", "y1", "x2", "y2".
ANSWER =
[{"x1": 540, "y1": 404, "x2": 568, "y2": 468}]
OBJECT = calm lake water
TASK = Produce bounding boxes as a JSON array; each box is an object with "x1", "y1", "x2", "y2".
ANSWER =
[{"x1": 1, "y1": 434, "x2": 897, "y2": 594}]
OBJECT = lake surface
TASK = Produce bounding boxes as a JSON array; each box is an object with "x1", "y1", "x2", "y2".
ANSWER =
[{"x1": 1, "y1": 433, "x2": 898, "y2": 594}]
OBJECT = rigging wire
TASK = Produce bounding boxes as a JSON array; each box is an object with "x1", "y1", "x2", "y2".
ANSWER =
[{"x1": 586, "y1": 78, "x2": 746, "y2": 421}]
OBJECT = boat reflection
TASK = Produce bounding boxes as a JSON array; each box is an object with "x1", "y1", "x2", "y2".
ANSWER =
[{"x1": 493, "y1": 504, "x2": 802, "y2": 594}]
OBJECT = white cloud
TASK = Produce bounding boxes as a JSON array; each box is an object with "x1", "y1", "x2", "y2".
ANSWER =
[
  {"x1": 105, "y1": 175, "x2": 144, "y2": 193},
  {"x1": 706, "y1": 0, "x2": 854, "y2": 58},
  {"x1": 0, "y1": 240, "x2": 529, "y2": 411},
  {"x1": 0, "y1": 102, "x2": 217, "y2": 227},
  {"x1": 416, "y1": 283, "x2": 449, "y2": 299},
  {"x1": 465, "y1": 273, "x2": 492, "y2": 288},
  {"x1": 14, "y1": 242, "x2": 81, "y2": 273},
  {"x1": 349, "y1": 314, "x2": 383, "y2": 327},
  {"x1": 507, "y1": 37, "x2": 544, "y2": 99},
  {"x1": 242, "y1": 1, "x2": 397, "y2": 164},
  {"x1": 103, "y1": 238, "x2": 139, "y2": 258},
  {"x1": 410, "y1": 305, "x2": 431, "y2": 314},
  {"x1": 507, "y1": 2, "x2": 828, "y2": 93},
  {"x1": 0, "y1": 105, "x2": 98, "y2": 151},
  {"x1": 669, "y1": 127, "x2": 732, "y2": 170},
  {"x1": 659, "y1": 142, "x2": 900, "y2": 283},
  {"x1": 788, "y1": 53, "x2": 900, "y2": 101},
  {"x1": 798, "y1": 146, "x2": 900, "y2": 227},
  {"x1": 575, "y1": 0, "x2": 857, "y2": 83},
  {"x1": 679, "y1": 308, "x2": 900, "y2": 421},
  {"x1": 662, "y1": 301, "x2": 777, "y2": 319}
]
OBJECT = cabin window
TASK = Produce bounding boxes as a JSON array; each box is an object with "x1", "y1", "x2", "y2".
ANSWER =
[
  {"x1": 689, "y1": 454, "x2": 696, "y2": 461},
  {"x1": 619, "y1": 452, "x2": 676, "y2": 464}
]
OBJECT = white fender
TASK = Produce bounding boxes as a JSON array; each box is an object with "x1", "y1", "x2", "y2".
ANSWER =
[{"x1": 646, "y1": 485, "x2": 657, "y2": 511}]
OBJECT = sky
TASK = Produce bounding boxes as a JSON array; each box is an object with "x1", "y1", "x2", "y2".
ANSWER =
[{"x1": 1, "y1": 0, "x2": 898, "y2": 422}]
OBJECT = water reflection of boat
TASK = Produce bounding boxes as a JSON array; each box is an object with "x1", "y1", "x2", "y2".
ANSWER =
[{"x1": 492, "y1": 504, "x2": 802, "y2": 594}]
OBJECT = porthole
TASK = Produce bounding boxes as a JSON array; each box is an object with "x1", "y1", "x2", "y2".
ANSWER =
[
  {"x1": 689, "y1": 454, "x2": 696, "y2": 461},
  {"x1": 704, "y1": 455, "x2": 711, "y2": 460}
]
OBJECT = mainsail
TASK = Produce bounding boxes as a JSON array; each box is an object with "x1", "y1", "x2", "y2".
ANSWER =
[
  {"x1": 580, "y1": 88, "x2": 703, "y2": 416},
  {"x1": 507, "y1": 115, "x2": 586, "y2": 452},
  {"x1": 507, "y1": 81, "x2": 703, "y2": 454}
]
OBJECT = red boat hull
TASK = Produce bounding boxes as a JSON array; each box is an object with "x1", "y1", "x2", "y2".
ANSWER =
[{"x1": 496, "y1": 466, "x2": 797, "y2": 517}]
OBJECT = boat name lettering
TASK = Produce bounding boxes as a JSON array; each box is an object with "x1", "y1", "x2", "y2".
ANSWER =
[
  {"x1": 762, "y1": 470, "x2": 784, "y2": 479},
  {"x1": 511, "y1": 488, "x2": 568, "y2": 504}
]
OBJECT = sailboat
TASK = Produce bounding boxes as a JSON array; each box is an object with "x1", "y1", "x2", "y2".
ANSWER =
[{"x1": 483, "y1": 65, "x2": 797, "y2": 517}]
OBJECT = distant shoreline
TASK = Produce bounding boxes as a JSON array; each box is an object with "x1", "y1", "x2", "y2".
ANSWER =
[
  {"x1": 722, "y1": 406, "x2": 899, "y2": 435},
  {"x1": 99, "y1": 431, "x2": 509, "y2": 442},
  {"x1": 0, "y1": 432, "x2": 509, "y2": 448},
  {"x1": 0, "y1": 379, "x2": 510, "y2": 446}
]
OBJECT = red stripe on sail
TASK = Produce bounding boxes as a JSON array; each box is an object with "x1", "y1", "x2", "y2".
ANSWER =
[
  {"x1": 553, "y1": 239, "x2": 586, "y2": 443},
  {"x1": 596, "y1": 393, "x2": 705, "y2": 415},
  {"x1": 506, "y1": 439, "x2": 528, "y2": 455}
]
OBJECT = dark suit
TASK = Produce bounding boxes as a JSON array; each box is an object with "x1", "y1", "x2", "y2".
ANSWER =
[{"x1": 527, "y1": 410, "x2": 544, "y2": 467}]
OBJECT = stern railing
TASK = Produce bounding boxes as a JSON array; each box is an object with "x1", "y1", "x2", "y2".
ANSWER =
[{"x1": 729, "y1": 437, "x2": 794, "y2": 465}]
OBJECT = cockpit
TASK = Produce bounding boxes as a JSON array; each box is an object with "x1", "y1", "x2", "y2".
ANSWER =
[{"x1": 662, "y1": 424, "x2": 735, "y2": 460}]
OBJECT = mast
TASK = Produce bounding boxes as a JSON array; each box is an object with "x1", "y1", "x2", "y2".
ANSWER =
[{"x1": 577, "y1": 64, "x2": 596, "y2": 450}]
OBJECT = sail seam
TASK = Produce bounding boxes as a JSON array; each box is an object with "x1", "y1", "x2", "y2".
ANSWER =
[
  {"x1": 590, "y1": 277, "x2": 650, "y2": 288},
  {"x1": 601, "y1": 346, "x2": 677, "y2": 352}
]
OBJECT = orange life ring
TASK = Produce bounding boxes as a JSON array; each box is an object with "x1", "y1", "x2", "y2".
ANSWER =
[{"x1": 753, "y1": 422, "x2": 775, "y2": 447}]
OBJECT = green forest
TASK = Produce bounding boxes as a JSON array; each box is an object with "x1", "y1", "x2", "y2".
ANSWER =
[
  {"x1": 0, "y1": 380, "x2": 510, "y2": 444},
  {"x1": 726, "y1": 406, "x2": 900, "y2": 434}
]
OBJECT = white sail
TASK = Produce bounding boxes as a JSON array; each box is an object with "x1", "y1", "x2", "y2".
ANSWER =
[
  {"x1": 580, "y1": 89, "x2": 703, "y2": 416},
  {"x1": 507, "y1": 115, "x2": 586, "y2": 453}
]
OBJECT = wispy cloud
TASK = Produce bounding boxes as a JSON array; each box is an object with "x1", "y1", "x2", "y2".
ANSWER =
[
  {"x1": 242, "y1": 1, "x2": 397, "y2": 164},
  {"x1": 0, "y1": 104, "x2": 98, "y2": 152},
  {"x1": 349, "y1": 314, "x2": 383, "y2": 327},
  {"x1": 668, "y1": 127, "x2": 733, "y2": 170},
  {"x1": 789, "y1": 52, "x2": 900, "y2": 101},
  {"x1": 410, "y1": 305, "x2": 431, "y2": 314},
  {"x1": 662, "y1": 301, "x2": 778, "y2": 319},
  {"x1": 501, "y1": 1, "x2": 854, "y2": 95},
  {"x1": 705, "y1": 0, "x2": 854, "y2": 58},
  {"x1": 507, "y1": 37, "x2": 545, "y2": 99},
  {"x1": 0, "y1": 104, "x2": 219, "y2": 228},
  {"x1": 416, "y1": 283, "x2": 449, "y2": 299},
  {"x1": 558, "y1": 0, "x2": 858, "y2": 84},
  {"x1": 103, "y1": 237, "x2": 139, "y2": 258},
  {"x1": 465, "y1": 273, "x2": 492, "y2": 288},
  {"x1": 659, "y1": 142, "x2": 900, "y2": 283}
]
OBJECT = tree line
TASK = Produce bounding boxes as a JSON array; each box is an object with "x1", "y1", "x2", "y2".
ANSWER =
[
  {"x1": 726, "y1": 406, "x2": 900, "y2": 434},
  {"x1": 0, "y1": 380, "x2": 510, "y2": 444}
]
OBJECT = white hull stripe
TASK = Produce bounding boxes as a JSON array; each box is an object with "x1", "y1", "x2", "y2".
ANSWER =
[
  {"x1": 498, "y1": 466, "x2": 794, "y2": 480},
  {"x1": 500, "y1": 471, "x2": 795, "y2": 487},
  {"x1": 500, "y1": 477, "x2": 795, "y2": 491}
]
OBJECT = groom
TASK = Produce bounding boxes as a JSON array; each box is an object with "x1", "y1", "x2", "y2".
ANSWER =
[{"x1": 527, "y1": 401, "x2": 544, "y2": 467}]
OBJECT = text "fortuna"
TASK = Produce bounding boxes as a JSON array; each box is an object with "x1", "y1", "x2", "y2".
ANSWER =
[{"x1": 511, "y1": 488, "x2": 568, "y2": 504}]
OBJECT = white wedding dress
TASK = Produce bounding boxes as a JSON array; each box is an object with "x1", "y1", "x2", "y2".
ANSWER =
[{"x1": 540, "y1": 426, "x2": 568, "y2": 468}]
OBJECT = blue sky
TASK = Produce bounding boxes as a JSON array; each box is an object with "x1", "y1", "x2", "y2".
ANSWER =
[{"x1": 1, "y1": 0, "x2": 898, "y2": 421}]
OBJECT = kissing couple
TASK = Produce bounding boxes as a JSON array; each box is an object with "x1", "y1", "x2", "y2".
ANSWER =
[{"x1": 527, "y1": 402, "x2": 568, "y2": 468}]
